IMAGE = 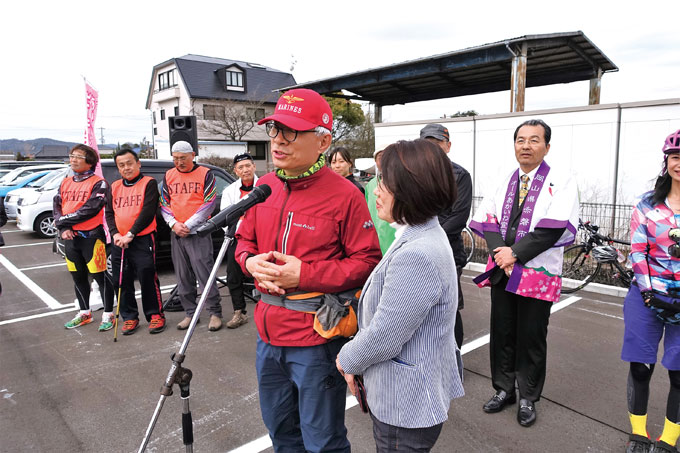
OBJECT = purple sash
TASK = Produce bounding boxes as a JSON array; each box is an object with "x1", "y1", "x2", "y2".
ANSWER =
[
  {"x1": 500, "y1": 161, "x2": 550, "y2": 241},
  {"x1": 473, "y1": 161, "x2": 562, "y2": 302}
]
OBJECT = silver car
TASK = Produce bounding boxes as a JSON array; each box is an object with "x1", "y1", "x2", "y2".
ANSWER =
[{"x1": 5, "y1": 168, "x2": 69, "y2": 219}]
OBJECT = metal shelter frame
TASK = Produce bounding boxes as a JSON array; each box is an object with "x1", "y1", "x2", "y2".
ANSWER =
[{"x1": 283, "y1": 31, "x2": 618, "y2": 119}]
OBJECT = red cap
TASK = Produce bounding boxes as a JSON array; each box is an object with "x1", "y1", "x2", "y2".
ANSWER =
[{"x1": 258, "y1": 88, "x2": 333, "y2": 131}]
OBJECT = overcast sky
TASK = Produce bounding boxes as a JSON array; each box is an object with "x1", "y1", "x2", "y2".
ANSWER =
[{"x1": 2, "y1": 0, "x2": 678, "y2": 145}]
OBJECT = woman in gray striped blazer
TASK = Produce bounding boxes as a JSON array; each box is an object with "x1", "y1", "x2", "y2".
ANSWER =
[{"x1": 336, "y1": 139, "x2": 465, "y2": 452}]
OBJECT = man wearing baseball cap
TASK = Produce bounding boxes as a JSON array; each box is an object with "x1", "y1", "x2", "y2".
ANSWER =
[
  {"x1": 235, "y1": 88, "x2": 381, "y2": 452},
  {"x1": 420, "y1": 123, "x2": 472, "y2": 349},
  {"x1": 220, "y1": 152, "x2": 258, "y2": 329},
  {"x1": 160, "y1": 141, "x2": 223, "y2": 332}
]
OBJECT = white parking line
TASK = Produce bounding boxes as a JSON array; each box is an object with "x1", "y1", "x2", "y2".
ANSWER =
[
  {"x1": 20, "y1": 262, "x2": 67, "y2": 271},
  {"x1": 0, "y1": 307, "x2": 76, "y2": 326},
  {"x1": 0, "y1": 254, "x2": 70, "y2": 309},
  {"x1": 228, "y1": 294, "x2": 582, "y2": 453},
  {"x1": 576, "y1": 307, "x2": 623, "y2": 320},
  {"x1": 2, "y1": 241, "x2": 53, "y2": 249},
  {"x1": 0, "y1": 277, "x2": 235, "y2": 327}
]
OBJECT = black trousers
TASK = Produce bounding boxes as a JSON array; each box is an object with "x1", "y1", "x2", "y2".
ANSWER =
[
  {"x1": 65, "y1": 236, "x2": 113, "y2": 312},
  {"x1": 371, "y1": 412, "x2": 443, "y2": 452},
  {"x1": 110, "y1": 234, "x2": 163, "y2": 322},
  {"x1": 454, "y1": 264, "x2": 464, "y2": 349},
  {"x1": 489, "y1": 279, "x2": 552, "y2": 402},
  {"x1": 226, "y1": 238, "x2": 246, "y2": 313}
]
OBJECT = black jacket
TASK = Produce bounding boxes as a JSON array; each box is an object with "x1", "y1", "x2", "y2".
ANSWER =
[
  {"x1": 438, "y1": 161, "x2": 472, "y2": 266},
  {"x1": 0, "y1": 197, "x2": 6, "y2": 246},
  {"x1": 345, "y1": 174, "x2": 365, "y2": 195}
]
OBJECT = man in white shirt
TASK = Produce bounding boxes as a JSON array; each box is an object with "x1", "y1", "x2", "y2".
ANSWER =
[
  {"x1": 470, "y1": 119, "x2": 579, "y2": 427},
  {"x1": 220, "y1": 153, "x2": 258, "y2": 328}
]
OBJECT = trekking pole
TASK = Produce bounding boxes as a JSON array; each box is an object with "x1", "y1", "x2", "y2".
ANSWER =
[{"x1": 113, "y1": 247, "x2": 125, "y2": 342}]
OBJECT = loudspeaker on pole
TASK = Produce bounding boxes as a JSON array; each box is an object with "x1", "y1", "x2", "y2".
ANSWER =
[{"x1": 168, "y1": 116, "x2": 199, "y2": 155}]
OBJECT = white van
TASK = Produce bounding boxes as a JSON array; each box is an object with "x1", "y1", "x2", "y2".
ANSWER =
[
  {"x1": 16, "y1": 169, "x2": 70, "y2": 237},
  {"x1": 5, "y1": 168, "x2": 69, "y2": 219}
]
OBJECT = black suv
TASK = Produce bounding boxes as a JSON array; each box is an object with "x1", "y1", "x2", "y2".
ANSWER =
[{"x1": 54, "y1": 159, "x2": 235, "y2": 262}]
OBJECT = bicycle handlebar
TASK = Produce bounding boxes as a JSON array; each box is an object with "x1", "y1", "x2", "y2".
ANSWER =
[{"x1": 578, "y1": 218, "x2": 630, "y2": 246}]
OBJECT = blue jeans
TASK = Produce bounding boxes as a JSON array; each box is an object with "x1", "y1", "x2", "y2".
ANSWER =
[{"x1": 256, "y1": 337, "x2": 350, "y2": 453}]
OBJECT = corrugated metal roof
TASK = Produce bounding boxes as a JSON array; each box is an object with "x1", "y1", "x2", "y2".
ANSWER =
[{"x1": 285, "y1": 31, "x2": 618, "y2": 106}]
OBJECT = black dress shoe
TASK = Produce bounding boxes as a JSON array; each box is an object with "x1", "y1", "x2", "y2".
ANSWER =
[
  {"x1": 517, "y1": 398, "x2": 536, "y2": 427},
  {"x1": 483, "y1": 390, "x2": 516, "y2": 413}
]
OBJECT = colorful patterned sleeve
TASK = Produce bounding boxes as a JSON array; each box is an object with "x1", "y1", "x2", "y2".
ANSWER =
[
  {"x1": 160, "y1": 174, "x2": 176, "y2": 227},
  {"x1": 184, "y1": 170, "x2": 217, "y2": 232},
  {"x1": 630, "y1": 200, "x2": 651, "y2": 292}
]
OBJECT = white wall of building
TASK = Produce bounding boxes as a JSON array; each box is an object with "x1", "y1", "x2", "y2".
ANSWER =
[
  {"x1": 196, "y1": 142, "x2": 247, "y2": 160},
  {"x1": 154, "y1": 140, "x2": 247, "y2": 161},
  {"x1": 375, "y1": 98, "x2": 680, "y2": 206}
]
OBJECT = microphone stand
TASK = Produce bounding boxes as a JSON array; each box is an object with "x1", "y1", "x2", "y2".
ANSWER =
[{"x1": 138, "y1": 222, "x2": 238, "y2": 453}]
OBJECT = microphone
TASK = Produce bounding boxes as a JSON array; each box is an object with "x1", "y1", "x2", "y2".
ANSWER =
[{"x1": 196, "y1": 184, "x2": 272, "y2": 237}]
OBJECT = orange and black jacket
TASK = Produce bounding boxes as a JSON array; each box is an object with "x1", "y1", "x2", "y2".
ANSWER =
[{"x1": 54, "y1": 171, "x2": 108, "y2": 238}]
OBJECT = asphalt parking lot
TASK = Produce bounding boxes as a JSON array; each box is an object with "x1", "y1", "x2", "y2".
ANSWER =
[{"x1": 0, "y1": 225, "x2": 670, "y2": 452}]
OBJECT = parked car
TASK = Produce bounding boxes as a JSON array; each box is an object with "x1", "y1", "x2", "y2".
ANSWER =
[
  {"x1": 5, "y1": 168, "x2": 69, "y2": 219},
  {"x1": 48, "y1": 160, "x2": 235, "y2": 260},
  {"x1": 0, "y1": 163, "x2": 67, "y2": 186},
  {"x1": 0, "y1": 171, "x2": 53, "y2": 201},
  {"x1": 16, "y1": 171, "x2": 68, "y2": 237},
  {"x1": 0, "y1": 160, "x2": 65, "y2": 169}
]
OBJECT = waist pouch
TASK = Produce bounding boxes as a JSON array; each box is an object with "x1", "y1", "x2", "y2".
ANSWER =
[
  {"x1": 640, "y1": 284, "x2": 680, "y2": 324},
  {"x1": 260, "y1": 289, "x2": 360, "y2": 340}
]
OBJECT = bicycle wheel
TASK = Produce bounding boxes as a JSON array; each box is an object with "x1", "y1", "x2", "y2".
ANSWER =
[
  {"x1": 561, "y1": 244, "x2": 601, "y2": 294},
  {"x1": 611, "y1": 261, "x2": 634, "y2": 288},
  {"x1": 462, "y1": 227, "x2": 475, "y2": 264}
]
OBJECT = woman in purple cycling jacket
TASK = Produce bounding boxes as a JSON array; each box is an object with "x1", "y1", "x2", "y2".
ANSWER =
[{"x1": 623, "y1": 129, "x2": 680, "y2": 453}]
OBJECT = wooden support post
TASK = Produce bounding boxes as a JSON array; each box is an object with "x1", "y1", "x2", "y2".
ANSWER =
[
  {"x1": 374, "y1": 103, "x2": 383, "y2": 123},
  {"x1": 589, "y1": 68, "x2": 603, "y2": 105},
  {"x1": 510, "y1": 43, "x2": 527, "y2": 112}
]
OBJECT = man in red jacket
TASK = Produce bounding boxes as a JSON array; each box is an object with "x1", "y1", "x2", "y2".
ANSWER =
[{"x1": 236, "y1": 89, "x2": 381, "y2": 452}]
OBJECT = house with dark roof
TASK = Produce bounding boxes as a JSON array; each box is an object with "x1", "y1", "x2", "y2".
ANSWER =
[
  {"x1": 35, "y1": 145, "x2": 69, "y2": 161},
  {"x1": 146, "y1": 54, "x2": 296, "y2": 169}
]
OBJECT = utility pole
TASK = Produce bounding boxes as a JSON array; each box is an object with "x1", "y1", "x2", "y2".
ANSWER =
[{"x1": 99, "y1": 127, "x2": 105, "y2": 145}]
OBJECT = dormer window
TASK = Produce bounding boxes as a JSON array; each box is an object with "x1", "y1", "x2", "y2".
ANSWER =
[
  {"x1": 158, "y1": 69, "x2": 176, "y2": 91},
  {"x1": 214, "y1": 64, "x2": 247, "y2": 92},
  {"x1": 227, "y1": 71, "x2": 243, "y2": 88}
]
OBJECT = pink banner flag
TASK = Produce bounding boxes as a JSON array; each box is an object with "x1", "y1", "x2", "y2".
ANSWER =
[
  {"x1": 83, "y1": 80, "x2": 110, "y2": 243},
  {"x1": 84, "y1": 80, "x2": 103, "y2": 177}
]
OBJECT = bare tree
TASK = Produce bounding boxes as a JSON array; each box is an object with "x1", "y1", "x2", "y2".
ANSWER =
[{"x1": 192, "y1": 98, "x2": 267, "y2": 142}]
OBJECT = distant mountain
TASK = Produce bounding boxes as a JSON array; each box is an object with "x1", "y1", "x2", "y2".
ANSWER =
[{"x1": 0, "y1": 138, "x2": 79, "y2": 156}]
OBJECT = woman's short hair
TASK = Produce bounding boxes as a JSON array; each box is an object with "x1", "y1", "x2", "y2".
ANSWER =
[
  {"x1": 381, "y1": 139, "x2": 457, "y2": 225},
  {"x1": 70, "y1": 144, "x2": 99, "y2": 169},
  {"x1": 328, "y1": 147, "x2": 353, "y2": 166}
]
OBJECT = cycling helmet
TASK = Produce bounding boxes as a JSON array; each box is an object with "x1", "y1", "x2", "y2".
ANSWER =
[
  {"x1": 663, "y1": 129, "x2": 680, "y2": 154},
  {"x1": 591, "y1": 245, "x2": 618, "y2": 263}
]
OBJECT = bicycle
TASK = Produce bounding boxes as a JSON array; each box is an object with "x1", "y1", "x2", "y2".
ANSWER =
[
  {"x1": 561, "y1": 219, "x2": 633, "y2": 294},
  {"x1": 461, "y1": 226, "x2": 475, "y2": 264}
]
